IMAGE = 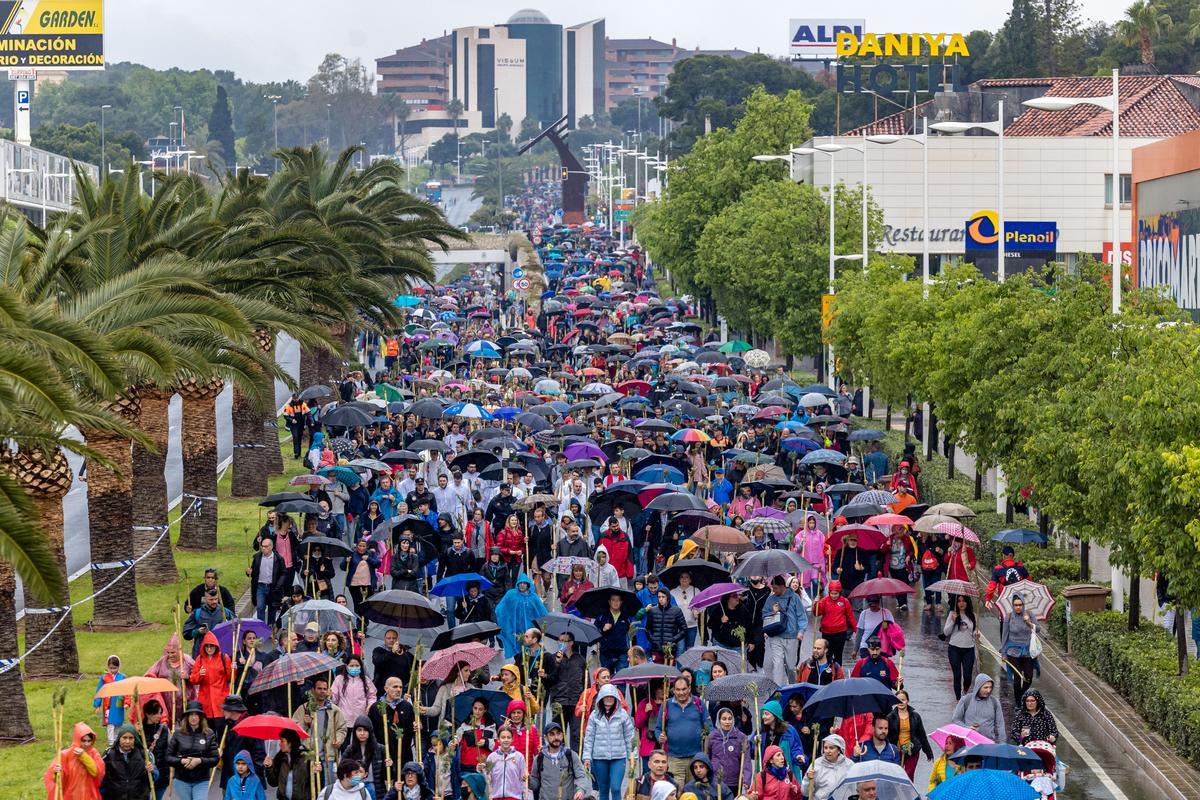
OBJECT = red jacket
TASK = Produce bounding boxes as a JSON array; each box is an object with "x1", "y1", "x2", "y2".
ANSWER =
[
  {"x1": 188, "y1": 632, "x2": 232, "y2": 718},
  {"x1": 598, "y1": 531, "x2": 634, "y2": 578},
  {"x1": 751, "y1": 747, "x2": 803, "y2": 800},
  {"x1": 945, "y1": 544, "x2": 977, "y2": 582},
  {"x1": 814, "y1": 596, "x2": 857, "y2": 634},
  {"x1": 494, "y1": 526, "x2": 525, "y2": 564}
]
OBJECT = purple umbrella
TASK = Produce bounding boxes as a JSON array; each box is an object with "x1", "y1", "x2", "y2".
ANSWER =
[
  {"x1": 689, "y1": 582, "x2": 748, "y2": 612},
  {"x1": 564, "y1": 441, "x2": 608, "y2": 463},
  {"x1": 751, "y1": 507, "x2": 787, "y2": 520},
  {"x1": 211, "y1": 618, "x2": 272, "y2": 656}
]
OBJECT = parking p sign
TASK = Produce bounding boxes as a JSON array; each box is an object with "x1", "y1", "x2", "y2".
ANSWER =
[{"x1": 16, "y1": 89, "x2": 29, "y2": 112}]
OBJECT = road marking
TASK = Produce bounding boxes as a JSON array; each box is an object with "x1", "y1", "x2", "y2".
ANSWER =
[{"x1": 975, "y1": 637, "x2": 1130, "y2": 800}]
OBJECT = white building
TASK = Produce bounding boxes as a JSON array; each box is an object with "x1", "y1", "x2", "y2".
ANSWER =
[{"x1": 793, "y1": 75, "x2": 1200, "y2": 275}]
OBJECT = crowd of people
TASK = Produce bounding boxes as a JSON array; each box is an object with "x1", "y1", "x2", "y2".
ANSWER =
[{"x1": 45, "y1": 183, "x2": 1067, "y2": 800}]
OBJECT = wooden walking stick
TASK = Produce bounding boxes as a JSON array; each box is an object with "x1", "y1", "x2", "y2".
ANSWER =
[
  {"x1": 378, "y1": 698, "x2": 393, "y2": 789},
  {"x1": 52, "y1": 686, "x2": 67, "y2": 800},
  {"x1": 807, "y1": 722, "x2": 821, "y2": 800},
  {"x1": 736, "y1": 744, "x2": 747, "y2": 800}
]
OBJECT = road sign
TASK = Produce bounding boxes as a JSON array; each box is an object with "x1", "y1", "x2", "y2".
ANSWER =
[
  {"x1": 8, "y1": 68, "x2": 36, "y2": 81},
  {"x1": 532, "y1": 235, "x2": 541, "y2": 244},
  {"x1": 514, "y1": 278, "x2": 531, "y2": 291},
  {"x1": 614, "y1": 208, "x2": 631, "y2": 222},
  {"x1": 512, "y1": 267, "x2": 525, "y2": 279},
  {"x1": 16, "y1": 89, "x2": 29, "y2": 112}
]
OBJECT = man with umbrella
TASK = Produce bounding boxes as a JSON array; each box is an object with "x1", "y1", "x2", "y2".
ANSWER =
[{"x1": 762, "y1": 576, "x2": 806, "y2": 687}]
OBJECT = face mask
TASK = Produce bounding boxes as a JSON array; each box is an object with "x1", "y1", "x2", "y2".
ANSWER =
[
  {"x1": 351, "y1": 776, "x2": 364, "y2": 787},
  {"x1": 348, "y1": 667, "x2": 362, "y2": 677}
]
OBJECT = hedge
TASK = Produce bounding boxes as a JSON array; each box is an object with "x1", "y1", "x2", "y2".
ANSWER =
[{"x1": 1071, "y1": 611, "x2": 1200, "y2": 768}]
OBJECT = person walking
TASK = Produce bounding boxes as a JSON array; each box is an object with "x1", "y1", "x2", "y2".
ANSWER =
[
  {"x1": 656, "y1": 677, "x2": 709, "y2": 784},
  {"x1": 1000, "y1": 593, "x2": 1039, "y2": 704},
  {"x1": 951, "y1": 674, "x2": 1004, "y2": 744},
  {"x1": 530, "y1": 720, "x2": 594, "y2": 800},
  {"x1": 1010, "y1": 689, "x2": 1059, "y2": 745},
  {"x1": 582, "y1": 684, "x2": 637, "y2": 800},
  {"x1": 801, "y1": 734, "x2": 851, "y2": 800},
  {"x1": 812, "y1": 582, "x2": 855, "y2": 665},
  {"x1": 885, "y1": 690, "x2": 932, "y2": 781},
  {"x1": 762, "y1": 576, "x2": 806, "y2": 687},
  {"x1": 166, "y1": 702, "x2": 218, "y2": 800},
  {"x1": 942, "y1": 595, "x2": 979, "y2": 700}
]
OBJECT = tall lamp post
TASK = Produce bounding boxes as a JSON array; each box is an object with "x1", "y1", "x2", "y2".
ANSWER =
[
  {"x1": 930, "y1": 100, "x2": 1006, "y2": 280},
  {"x1": 1023, "y1": 68, "x2": 1121, "y2": 313},
  {"x1": 813, "y1": 142, "x2": 868, "y2": 269},
  {"x1": 866, "y1": 120, "x2": 930, "y2": 290},
  {"x1": 99, "y1": 104, "x2": 112, "y2": 176}
]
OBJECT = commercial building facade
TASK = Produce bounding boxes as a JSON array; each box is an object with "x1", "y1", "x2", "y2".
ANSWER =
[
  {"x1": 1132, "y1": 128, "x2": 1200, "y2": 318},
  {"x1": 793, "y1": 76, "x2": 1200, "y2": 277}
]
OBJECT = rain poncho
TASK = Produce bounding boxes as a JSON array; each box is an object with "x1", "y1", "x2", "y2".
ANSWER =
[
  {"x1": 495, "y1": 573, "x2": 549, "y2": 657},
  {"x1": 43, "y1": 722, "x2": 104, "y2": 800}
]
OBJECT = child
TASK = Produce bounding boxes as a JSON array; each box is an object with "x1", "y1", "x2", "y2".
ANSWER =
[
  {"x1": 485, "y1": 728, "x2": 527, "y2": 800},
  {"x1": 225, "y1": 750, "x2": 266, "y2": 800},
  {"x1": 94, "y1": 654, "x2": 129, "y2": 746}
]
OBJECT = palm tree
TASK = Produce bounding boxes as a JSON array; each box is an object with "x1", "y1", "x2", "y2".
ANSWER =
[{"x1": 1117, "y1": 0, "x2": 1173, "y2": 65}]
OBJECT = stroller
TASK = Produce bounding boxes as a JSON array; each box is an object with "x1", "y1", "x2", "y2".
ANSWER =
[{"x1": 1020, "y1": 740, "x2": 1069, "y2": 799}]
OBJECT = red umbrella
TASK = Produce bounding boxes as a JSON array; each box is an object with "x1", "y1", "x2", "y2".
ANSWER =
[
  {"x1": 752, "y1": 405, "x2": 790, "y2": 420},
  {"x1": 233, "y1": 714, "x2": 310, "y2": 739},
  {"x1": 849, "y1": 577, "x2": 916, "y2": 599},
  {"x1": 865, "y1": 513, "x2": 913, "y2": 528},
  {"x1": 617, "y1": 380, "x2": 651, "y2": 396},
  {"x1": 826, "y1": 524, "x2": 887, "y2": 551}
]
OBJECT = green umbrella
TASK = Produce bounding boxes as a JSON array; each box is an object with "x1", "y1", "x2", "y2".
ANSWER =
[
  {"x1": 318, "y1": 466, "x2": 361, "y2": 487},
  {"x1": 376, "y1": 383, "x2": 404, "y2": 402},
  {"x1": 418, "y1": 339, "x2": 446, "y2": 350},
  {"x1": 720, "y1": 340, "x2": 753, "y2": 354}
]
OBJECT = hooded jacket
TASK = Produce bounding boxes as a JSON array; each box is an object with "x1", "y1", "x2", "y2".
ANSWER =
[
  {"x1": 340, "y1": 716, "x2": 387, "y2": 799},
  {"x1": 495, "y1": 574, "x2": 549, "y2": 657},
  {"x1": 188, "y1": 631, "x2": 233, "y2": 718},
  {"x1": 750, "y1": 746, "x2": 802, "y2": 800},
  {"x1": 499, "y1": 665, "x2": 541, "y2": 716},
  {"x1": 1010, "y1": 689, "x2": 1059, "y2": 744},
  {"x1": 395, "y1": 761, "x2": 435, "y2": 800},
  {"x1": 44, "y1": 722, "x2": 105, "y2": 800},
  {"x1": 99, "y1": 725, "x2": 153, "y2": 800},
  {"x1": 682, "y1": 754, "x2": 719, "y2": 800},
  {"x1": 757, "y1": 701, "x2": 804, "y2": 775},
  {"x1": 505, "y1": 698, "x2": 542, "y2": 765},
  {"x1": 951, "y1": 673, "x2": 1004, "y2": 743},
  {"x1": 582, "y1": 684, "x2": 637, "y2": 762},
  {"x1": 801, "y1": 735, "x2": 851, "y2": 800},
  {"x1": 484, "y1": 744, "x2": 527, "y2": 800},
  {"x1": 706, "y1": 714, "x2": 751, "y2": 789},
  {"x1": 224, "y1": 750, "x2": 266, "y2": 800}
]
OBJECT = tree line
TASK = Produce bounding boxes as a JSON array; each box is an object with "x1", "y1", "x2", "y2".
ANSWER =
[{"x1": 0, "y1": 145, "x2": 465, "y2": 740}]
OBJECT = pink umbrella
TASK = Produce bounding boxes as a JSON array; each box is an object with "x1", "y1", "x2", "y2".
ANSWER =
[
  {"x1": 689, "y1": 582, "x2": 748, "y2": 612},
  {"x1": 751, "y1": 507, "x2": 788, "y2": 520},
  {"x1": 930, "y1": 723, "x2": 993, "y2": 751},
  {"x1": 289, "y1": 474, "x2": 330, "y2": 486},
  {"x1": 934, "y1": 521, "x2": 980, "y2": 543},
  {"x1": 423, "y1": 642, "x2": 497, "y2": 682}
]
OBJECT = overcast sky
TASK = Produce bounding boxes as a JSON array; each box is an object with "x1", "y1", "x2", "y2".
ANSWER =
[{"x1": 107, "y1": 0, "x2": 1132, "y2": 84}]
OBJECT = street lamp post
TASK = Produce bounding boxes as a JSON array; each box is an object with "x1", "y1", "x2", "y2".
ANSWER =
[
  {"x1": 814, "y1": 141, "x2": 868, "y2": 269},
  {"x1": 867, "y1": 120, "x2": 930, "y2": 290},
  {"x1": 931, "y1": 100, "x2": 1006, "y2": 280},
  {"x1": 266, "y1": 94, "x2": 282, "y2": 171},
  {"x1": 1024, "y1": 68, "x2": 1121, "y2": 313},
  {"x1": 99, "y1": 104, "x2": 112, "y2": 176}
]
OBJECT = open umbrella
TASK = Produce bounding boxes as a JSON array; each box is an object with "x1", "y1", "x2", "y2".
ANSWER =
[
  {"x1": 848, "y1": 577, "x2": 916, "y2": 599},
  {"x1": 452, "y1": 689, "x2": 511, "y2": 728},
  {"x1": 837, "y1": 502, "x2": 887, "y2": 520},
  {"x1": 675, "y1": 646, "x2": 744, "y2": 674},
  {"x1": 646, "y1": 491, "x2": 705, "y2": 513},
  {"x1": 279, "y1": 599, "x2": 356, "y2": 633},
  {"x1": 540, "y1": 556, "x2": 598, "y2": 578},
  {"x1": 259, "y1": 492, "x2": 312, "y2": 507},
  {"x1": 210, "y1": 618, "x2": 273, "y2": 656},
  {"x1": 913, "y1": 514, "x2": 960, "y2": 534},
  {"x1": 299, "y1": 535, "x2": 353, "y2": 559},
  {"x1": 361, "y1": 590, "x2": 444, "y2": 628},
  {"x1": 924, "y1": 579, "x2": 979, "y2": 597},
  {"x1": 856, "y1": 489, "x2": 899, "y2": 506},
  {"x1": 947, "y1": 743, "x2": 1043, "y2": 773},
  {"x1": 934, "y1": 521, "x2": 980, "y2": 543},
  {"x1": 732, "y1": 549, "x2": 811, "y2": 579},
  {"x1": 658, "y1": 559, "x2": 731, "y2": 589},
  {"x1": 705, "y1": 673, "x2": 778, "y2": 703},
  {"x1": 926, "y1": 770, "x2": 1039, "y2": 800},
  {"x1": 250, "y1": 652, "x2": 342, "y2": 694},
  {"x1": 299, "y1": 384, "x2": 334, "y2": 402},
  {"x1": 289, "y1": 474, "x2": 331, "y2": 487},
  {"x1": 431, "y1": 573, "x2": 494, "y2": 598},
  {"x1": 423, "y1": 642, "x2": 498, "y2": 682},
  {"x1": 431, "y1": 622, "x2": 502, "y2": 649},
  {"x1": 803, "y1": 677, "x2": 897, "y2": 720},
  {"x1": 575, "y1": 587, "x2": 641, "y2": 618},
  {"x1": 610, "y1": 663, "x2": 681, "y2": 686},
  {"x1": 847, "y1": 429, "x2": 886, "y2": 442},
  {"x1": 232, "y1": 714, "x2": 310, "y2": 739},
  {"x1": 688, "y1": 583, "x2": 748, "y2": 612},
  {"x1": 992, "y1": 528, "x2": 1048, "y2": 545},
  {"x1": 538, "y1": 612, "x2": 602, "y2": 645},
  {"x1": 930, "y1": 723, "x2": 993, "y2": 751},
  {"x1": 830, "y1": 761, "x2": 919, "y2": 800},
  {"x1": 996, "y1": 579, "x2": 1056, "y2": 621},
  {"x1": 318, "y1": 466, "x2": 361, "y2": 487},
  {"x1": 689, "y1": 525, "x2": 752, "y2": 554},
  {"x1": 926, "y1": 502, "x2": 977, "y2": 519},
  {"x1": 273, "y1": 499, "x2": 323, "y2": 515},
  {"x1": 94, "y1": 675, "x2": 180, "y2": 699},
  {"x1": 739, "y1": 517, "x2": 793, "y2": 542},
  {"x1": 323, "y1": 406, "x2": 376, "y2": 428}
]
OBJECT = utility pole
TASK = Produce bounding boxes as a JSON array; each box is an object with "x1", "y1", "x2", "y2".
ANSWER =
[
  {"x1": 266, "y1": 94, "x2": 282, "y2": 171},
  {"x1": 99, "y1": 104, "x2": 111, "y2": 176},
  {"x1": 494, "y1": 87, "x2": 503, "y2": 224}
]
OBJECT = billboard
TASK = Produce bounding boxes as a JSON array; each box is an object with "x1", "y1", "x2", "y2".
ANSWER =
[
  {"x1": 789, "y1": 19, "x2": 864, "y2": 61},
  {"x1": 1138, "y1": 207, "x2": 1200, "y2": 317},
  {"x1": 0, "y1": 1, "x2": 103, "y2": 70},
  {"x1": 964, "y1": 210, "x2": 1058, "y2": 279}
]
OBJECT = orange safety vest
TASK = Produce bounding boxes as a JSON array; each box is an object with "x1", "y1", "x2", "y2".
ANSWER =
[{"x1": 385, "y1": 337, "x2": 399, "y2": 357}]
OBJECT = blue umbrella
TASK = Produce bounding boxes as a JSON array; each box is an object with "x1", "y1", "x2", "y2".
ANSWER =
[
  {"x1": 493, "y1": 406, "x2": 522, "y2": 420},
  {"x1": 782, "y1": 436, "x2": 822, "y2": 454},
  {"x1": 775, "y1": 421, "x2": 817, "y2": 435},
  {"x1": 395, "y1": 294, "x2": 421, "y2": 307},
  {"x1": 776, "y1": 682, "x2": 821, "y2": 709},
  {"x1": 993, "y1": 528, "x2": 1048, "y2": 545},
  {"x1": 847, "y1": 428, "x2": 886, "y2": 442},
  {"x1": 948, "y1": 743, "x2": 1043, "y2": 773},
  {"x1": 927, "y1": 769, "x2": 1040, "y2": 800},
  {"x1": 468, "y1": 346, "x2": 502, "y2": 359},
  {"x1": 800, "y1": 448, "x2": 847, "y2": 466},
  {"x1": 802, "y1": 677, "x2": 896, "y2": 720},
  {"x1": 634, "y1": 464, "x2": 686, "y2": 484},
  {"x1": 452, "y1": 688, "x2": 511, "y2": 728},
  {"x1": 431, "y1": 572, "x2": 494, "y2": 598}
]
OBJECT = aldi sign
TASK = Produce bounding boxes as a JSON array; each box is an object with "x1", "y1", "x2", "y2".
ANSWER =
[{"x1": 790, "y1": 19, "x2": 864, "y2": 61}]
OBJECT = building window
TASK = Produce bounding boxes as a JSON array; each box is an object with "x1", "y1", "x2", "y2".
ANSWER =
[
  {"x1": 479, "y1": 28, "x2": 489, "y2": 38},
  {"x1": 1105, "y1": 173, "x2": 1132, "y2": 207}
]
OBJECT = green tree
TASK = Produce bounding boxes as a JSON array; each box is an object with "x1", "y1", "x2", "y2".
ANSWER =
[
  {"x1": 31, "y1": 122, "x2": 144, "y2": 168},
  {"x1": 518, "y1": 116, "x2": 542, "y2": 143},
  {"x1": 207, "y1": 85, "x2": 237, "y2": 169},
  {"x1": 1117, "y1": 0, "x2": 1174, "y2": 64},
  {"x1": 495, "y1": 113, "x2": 513, "y2": 143}
]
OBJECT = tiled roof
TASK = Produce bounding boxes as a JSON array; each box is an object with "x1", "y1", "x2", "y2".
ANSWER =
[{"x1": 847, "y1": 76, "x2": 1200, "y2": 138}]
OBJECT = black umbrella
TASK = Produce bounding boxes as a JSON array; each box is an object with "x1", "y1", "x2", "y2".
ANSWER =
[
  {"x1": 515, "y1": 412, "x2": 552, "y2": 432},
  {"x1": 409, "y1": 439, "x2": 450, "y2": 453},
  {"x1": 620, "y1": 447, "x2": 654, "y2": 463},
  {"x1": 298, "y1": 384, "x2": 333, "y2": 402},
  {"x1": 451, "y1": 450, "x2": 501, "y2": 471},
  {"x1": 610, "y1": 663, "x2": 681, "y2": 685},
  {"x1": 273, "y1": 499, "x2": 323, "y2": 515},
  {"x1": 658, "y1": 558, "x2": 731, "y2": 589},
  {"x1": 526, "y1": 404, "x2": 562, "y2": 419},
  {"x1": 732, "y1": 549, "x2": 812, "y2": 579},
  {"x1": 259, "y1": 491, "x2": 313, "y2": 507},
  {"x1": 587, "y1": 491, "x2": 643, "y2": 529},
  {"x1": 825, "y1": 482, "x2": 868, "y2": 496},
  {"x1": 564, "y1": 458, "x2": 603, "y2": 471},
  {"x1": 575, "y1": 587, "x2": 641, "y2": 618},
  {"x1": 323, "y1": 406, "x2": 375, "y2": 428},
  {"x1": 839, "y1": 502, "x2": 887, "y2": 519},
  {"x1": 646, "y1": 491, "x2": 705, "y2": 513},
  {"x1": 631, "y1": 454, "x2": 688, "y2": 475},
  {"x1": 381, "y1": 449, "x2": 422, "y2": 465},
  {"x1": 559, "y1": 423, "x2": 591, "y2": 436},
  {"x1": 409, "y1": 399, "x2": 447, "y2": 419},
  {"x1": 538, "y1": 612, "x2": 601, "y2": 646},
  {"x1": 431, "y1": 621, "x2": 502, "y2": 649},
  {"x1": 299, "y1": 535, "x2": 353, "y2": 558},
  {"x1": 479, "y1": 462, "x2": 530, "y2": 482},
  {"x1": 360, "y1": 590, "x2": 444, "y2": 628}
]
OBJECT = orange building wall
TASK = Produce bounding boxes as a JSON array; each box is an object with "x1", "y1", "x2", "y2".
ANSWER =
[{"x1": 1131, "y1": 129, "x2": 1200, "y2": 287}]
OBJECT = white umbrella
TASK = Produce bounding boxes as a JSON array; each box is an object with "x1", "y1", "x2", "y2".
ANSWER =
[
  {"x1": 831, "y1": 761, "x2": 918, "y2": 800},
  {"x1": 800, "y1": 391, "x2": 832, "y2": 408}
]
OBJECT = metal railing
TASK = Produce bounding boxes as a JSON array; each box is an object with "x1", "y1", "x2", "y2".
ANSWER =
[{"x1": 0, "y1": 139, "x2": 98, "y2": 217}]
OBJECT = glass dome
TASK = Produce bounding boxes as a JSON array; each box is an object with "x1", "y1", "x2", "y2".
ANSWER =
[{"x1": 506, "y1": 8, "x2": 552, "y2": 24}]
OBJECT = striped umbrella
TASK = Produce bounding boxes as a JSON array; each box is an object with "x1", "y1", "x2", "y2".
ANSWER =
[{"x1": 249, "y1": 652, "x2": 341, "y2": 694}]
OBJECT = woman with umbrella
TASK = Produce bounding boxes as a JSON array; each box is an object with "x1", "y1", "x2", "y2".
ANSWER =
[
  {"x1": 452, "y1": 697, "x2": 497, "y2": 775},
  {"x1": 457, "y1": 581, "x2": 497, "y2": 625},
  {"x1": 390, "y1": 537, "x2": 422, "y2": 592},
  {"x1": 495, "y1": 573, "x2": 549, "y2": 658},
  {"x1": 1001, "y1": 594, "x2": 1039, "y2": 704},
  {"x1": 300, "y1": 544, "x2": 336, "y2": 600},
  {"x1": 829, "y1": 534, "x2": 868, "y2": 606},
  {"x1": 559, "y1": 562, "x2": 593, "y2": 616},
  {"x1": 796, "y1": 516, "x2": 826, "y2": 597}
]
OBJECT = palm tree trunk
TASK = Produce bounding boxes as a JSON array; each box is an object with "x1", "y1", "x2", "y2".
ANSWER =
[
  {"x1": 264, "y1": 409, "x2": 284, "y2": 475},
  {"x1": 177, "y1": 382, "x2": 222, "y2": 551},
  {"x1": 23, "y1": 493, "x2": 81, "y2": 678},
  {"x1": 231, "y1": 385, "x2": 269, "y2": 498},
  {"x1": 85, "y1": 427, "x2": 147, "y2": 629},
  {"x1": 0, "y1": 559, "x2": 34, "y2": 742},
  {"x1": 132, "y1": 390, "x2": 178, "y2": 584},
  {"x1": 299, "y1": 347, "x2": 320, "y2": 390}
]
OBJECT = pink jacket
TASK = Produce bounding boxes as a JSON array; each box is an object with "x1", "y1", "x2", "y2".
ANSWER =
[
  {"x1": 485, "y1": 748, "x2": 527, "y2": 800},
  {"x1": 330, "y1": 674, "x2": 376, "y2": 729}
]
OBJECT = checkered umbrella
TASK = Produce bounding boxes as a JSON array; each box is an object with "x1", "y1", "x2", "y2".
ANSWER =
[{"x1": 249, "y1": 652, "x2": 341, "y2": 694}]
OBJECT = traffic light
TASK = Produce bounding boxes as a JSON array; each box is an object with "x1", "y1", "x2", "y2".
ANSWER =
[{"x1": 560, "y1": 166, "x2": 569, "y2": 180}]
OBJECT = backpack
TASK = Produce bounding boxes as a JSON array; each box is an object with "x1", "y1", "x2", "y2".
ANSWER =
[
  {"x1": 533, "y1": 749, "x2": 578, "y2": 788},
  {"x1": 920, "y1": 549, "x2": 940, "y2": 572}
]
